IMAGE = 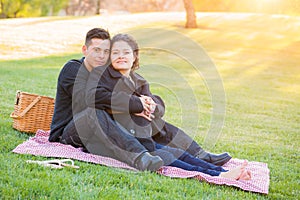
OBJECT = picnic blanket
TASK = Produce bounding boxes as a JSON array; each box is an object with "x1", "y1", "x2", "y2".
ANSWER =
[{"x1": 12, "y1": 129, "x2": 269, "y2": 194}]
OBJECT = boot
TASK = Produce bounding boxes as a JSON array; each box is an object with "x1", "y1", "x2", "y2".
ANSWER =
[
  {"x1": 134, "y1": 152, "x2": 164, "y2": 171},
  {"x1": 196, "y1": 150, "x2": 232, "y2": 166}
]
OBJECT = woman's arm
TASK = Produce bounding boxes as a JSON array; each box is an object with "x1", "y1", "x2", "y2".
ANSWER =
[
  {"x1": 85, "y1": 67, "x2": 144, "y2": 114},
  {"x1": 135, "y1": 75, "x2": 165, "y2": 118}
]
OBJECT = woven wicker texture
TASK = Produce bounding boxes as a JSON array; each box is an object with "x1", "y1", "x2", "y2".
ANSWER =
[{"x1": 10, "y1": 91, "x2": 55, "y2": 133}]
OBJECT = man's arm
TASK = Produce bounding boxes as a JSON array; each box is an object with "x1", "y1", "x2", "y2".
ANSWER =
[{"x1": 72, "y1": 64, "x2": 90, "y2": 114}]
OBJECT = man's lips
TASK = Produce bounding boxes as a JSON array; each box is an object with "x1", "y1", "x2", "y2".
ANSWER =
[{"x1": 96, "y1": 61, "x2": 106, "y2": 65}]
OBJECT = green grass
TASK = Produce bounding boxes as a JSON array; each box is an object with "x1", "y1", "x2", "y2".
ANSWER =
[{"x1": 0, "y1": 13, "x2": 300, "y2": 199}]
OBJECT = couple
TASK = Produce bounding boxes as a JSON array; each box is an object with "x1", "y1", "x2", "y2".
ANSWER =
[{"x1": 49, "y1": 28, "x2": 250, "y2": 180}]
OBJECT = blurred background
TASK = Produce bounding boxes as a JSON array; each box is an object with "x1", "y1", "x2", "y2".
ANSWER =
[{"x1": 1, "y1": 0, "x2": 300, "y2": 19}]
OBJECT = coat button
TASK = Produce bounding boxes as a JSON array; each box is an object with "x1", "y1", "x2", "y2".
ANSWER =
[{"x1": 130, "y1": 129, "x2": 135, "y2": 135}]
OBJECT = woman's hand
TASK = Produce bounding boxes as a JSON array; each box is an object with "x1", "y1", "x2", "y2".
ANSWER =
[
  {"x1": 139, "y1": 95, "x2": 157, "y2": 114},
  {"x1": 135, "y1": 111, "x2": 155, "y2": 121}
]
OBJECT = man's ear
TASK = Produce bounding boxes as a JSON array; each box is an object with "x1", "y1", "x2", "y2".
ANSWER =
[{"x1": 82, "y1": 45, "x2": 87, "y2": 55}]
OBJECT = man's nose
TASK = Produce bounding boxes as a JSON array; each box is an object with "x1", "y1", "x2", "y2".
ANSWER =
[{"x1": 98, "y1": 51, "x2": 105, "y2": 58}]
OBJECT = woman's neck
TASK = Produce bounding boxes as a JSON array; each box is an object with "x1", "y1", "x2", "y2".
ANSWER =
[{"x1": 118, "y1": 69, "x2": 130, "y2": 77}]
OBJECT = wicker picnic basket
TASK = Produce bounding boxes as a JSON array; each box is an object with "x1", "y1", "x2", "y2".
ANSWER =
[{"x1": 10, "y1": 91, "x2": 55, "y2": 133}]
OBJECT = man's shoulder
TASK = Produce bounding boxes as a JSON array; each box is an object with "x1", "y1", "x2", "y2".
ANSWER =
[
  {"x1": 63, "y1": 58, "x2": 83, "y2": 69},
  {"x1": 59, "y1": 58, "x2": 84, "y2": 75}
]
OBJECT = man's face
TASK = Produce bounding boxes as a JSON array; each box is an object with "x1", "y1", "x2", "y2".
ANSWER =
[{"x1": 82, "y1": 38, "x2": 110, "y2": 71}]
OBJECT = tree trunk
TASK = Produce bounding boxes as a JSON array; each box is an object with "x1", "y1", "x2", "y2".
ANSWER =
[
  {"x1": 0, "y1": 0, "x2": 6, "y2": 18},
  {"x1": 14, "y1": 9, "x2": 20, "y2": 18},
  {"x1": 183, "y1": 0, "x2": 197, "y2": 28},
  {"x1": 96, "y1": 0, "x2": 101, "y2": 15}
]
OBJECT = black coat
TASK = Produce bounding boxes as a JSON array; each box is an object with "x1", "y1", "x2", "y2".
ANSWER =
[
  {"x1": 86, "y1": 65, "x2": 202, "y2": 155},
  {"x1": 49, "y1": 58, "x2": 87, "y2": 142},
  {"x1": 86, "y1": 65, "x2": 165, "y2": 151}
]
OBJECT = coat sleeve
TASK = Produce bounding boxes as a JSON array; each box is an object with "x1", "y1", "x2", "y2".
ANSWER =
[
  {"x1": 151, "y1": 94, "x2": 165, "y2": 118},
  {"x1": 135, "y1": 74, "x2": 165, "y2": 117},
  {"x1": 72, "y1": 65, "x2": 90, "y2": 114},
  {"x1": 85, "y1": 67, "x2": 144, "y2": 114},
  {"x1": 58, "y1": 62, "x2": 79, "y2": 97}
]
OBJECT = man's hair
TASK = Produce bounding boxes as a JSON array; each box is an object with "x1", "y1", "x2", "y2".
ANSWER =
[
  {"x1": 85, "y1": 28, "x2": 110, "y2": 46},
  {"x1": 111, "y1": 33, "x2": 139, "y2": 71}
]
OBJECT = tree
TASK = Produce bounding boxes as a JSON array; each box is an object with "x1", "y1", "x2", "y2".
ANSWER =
[
  {"x1": 95, "y1": 0, "x2": 101, "y2": 14},
  {"x1": 0, "y1": 0, "x2": 33, "y2": 18},
  {"x1": 40, "y1": 0, "x2": 68, "y2": 16},
  {"x1": 183, "y1": 0, "x2": 197, "y2": 28},
  {"x1": 65, "y1": 0, "x2": 99, "y2": 16},
  {"x1": 0, "y1": 0, "x2": 68, "y2": 18}
]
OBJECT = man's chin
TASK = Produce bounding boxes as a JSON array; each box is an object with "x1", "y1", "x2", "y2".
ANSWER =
[{"x1": 96, "y1": 62, "x2": 106, "y2": 67}]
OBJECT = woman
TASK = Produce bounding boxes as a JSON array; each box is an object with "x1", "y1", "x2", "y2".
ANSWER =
[{"x1": 88, "y1": 33, "x2": 251, "y2": 180}]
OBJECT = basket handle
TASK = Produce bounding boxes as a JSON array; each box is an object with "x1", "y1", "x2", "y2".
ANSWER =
[{"x1": 10, "y1": 96, "x2": 42, "y2": 119}]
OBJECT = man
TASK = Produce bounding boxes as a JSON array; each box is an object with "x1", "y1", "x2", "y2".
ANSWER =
[{"x1": 49, "y1": 28, "x2": 231, "y2": 172}]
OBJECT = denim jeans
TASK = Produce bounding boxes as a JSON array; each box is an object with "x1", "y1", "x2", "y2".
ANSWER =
[
  {"x1": 155, "y1": 143, "x2": 227, "y2": 176},
  {"x1": 152, "y1": 120, "x2": 202, "y2": 156}
]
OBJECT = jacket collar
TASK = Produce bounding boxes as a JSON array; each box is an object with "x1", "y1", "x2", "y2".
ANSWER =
[
  {"x1": 107, "y1": 65, "x2": 146, "y2": 91},
  {"x1": 107, "y1": 65, "x2": 123, "y2": 78}
]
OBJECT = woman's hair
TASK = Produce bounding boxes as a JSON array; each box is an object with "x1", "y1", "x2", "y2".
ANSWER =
[
  {"x1": 85, "y1": 28, "x2": 110, "y2": 47},
  {"x1": 111, "y1": 33, "x2": 139, "y2": 71}
]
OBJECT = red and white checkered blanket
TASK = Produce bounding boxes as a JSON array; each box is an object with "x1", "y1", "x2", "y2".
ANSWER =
[{"x1": 13, "y1": 129, "x2": 269, "y2": 194}]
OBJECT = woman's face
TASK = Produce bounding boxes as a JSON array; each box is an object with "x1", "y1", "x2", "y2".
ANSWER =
[{"x1": 110, "y1": 40, "x2": 135, "y2": 76}]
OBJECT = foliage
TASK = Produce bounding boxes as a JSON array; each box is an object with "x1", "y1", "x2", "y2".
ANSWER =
[
  {"x1": 40, "y1": 0, "x2": 69, "y2": 16},
  {"x1": 192, "y1": 0, "x2": 300, "y2": 15},
  {"x1": 0, "y1": 0, "x2": 36, "y2": 18},
  {"x1": 0, "y1": 0, "x2": 68, "y2": 18},
  {"x1": 2, "y1": 0, "x2": 300, "y2": 19}
]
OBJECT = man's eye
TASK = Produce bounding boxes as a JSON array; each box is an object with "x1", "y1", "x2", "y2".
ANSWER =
[{"x1": 94, "y1": 48, "x2": 100, "y2": 53}]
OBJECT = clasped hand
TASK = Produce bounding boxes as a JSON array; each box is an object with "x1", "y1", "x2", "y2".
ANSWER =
[{"x1": 135, "y1": 95, "x2": 156, "y2": 121}]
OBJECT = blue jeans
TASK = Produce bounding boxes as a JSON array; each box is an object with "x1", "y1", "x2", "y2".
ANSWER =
[{"x1": 155, "y1": 143, "x2": 227, "y2": 176}]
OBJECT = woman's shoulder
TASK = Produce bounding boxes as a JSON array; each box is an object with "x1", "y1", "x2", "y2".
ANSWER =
[{"x1": 131, "y1": 71, "x2": 146, "y2": 81}]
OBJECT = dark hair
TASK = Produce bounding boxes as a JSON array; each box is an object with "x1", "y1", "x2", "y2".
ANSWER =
[
  {"x1": 85, "y1": 28, "x2": 110, "y2": 46},
  {"x1": 111, "y1": 33, "x2": 139, "y2": 71}
]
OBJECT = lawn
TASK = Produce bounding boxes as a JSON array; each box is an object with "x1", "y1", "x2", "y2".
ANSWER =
[{"x1": 0, "y1": 12, "x2": 299, "y2": 199}]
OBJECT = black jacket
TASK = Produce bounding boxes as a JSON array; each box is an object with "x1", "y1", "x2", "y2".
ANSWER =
[
  {"x1": 86, "y1": 65, "x2": 165, "y2": 117},
  {"x1": 49, "y1": 58, "x2": 87, "y2": 142},
  {"x1": 86, "y1": 65, "x2": 165, "y2": 151}
]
